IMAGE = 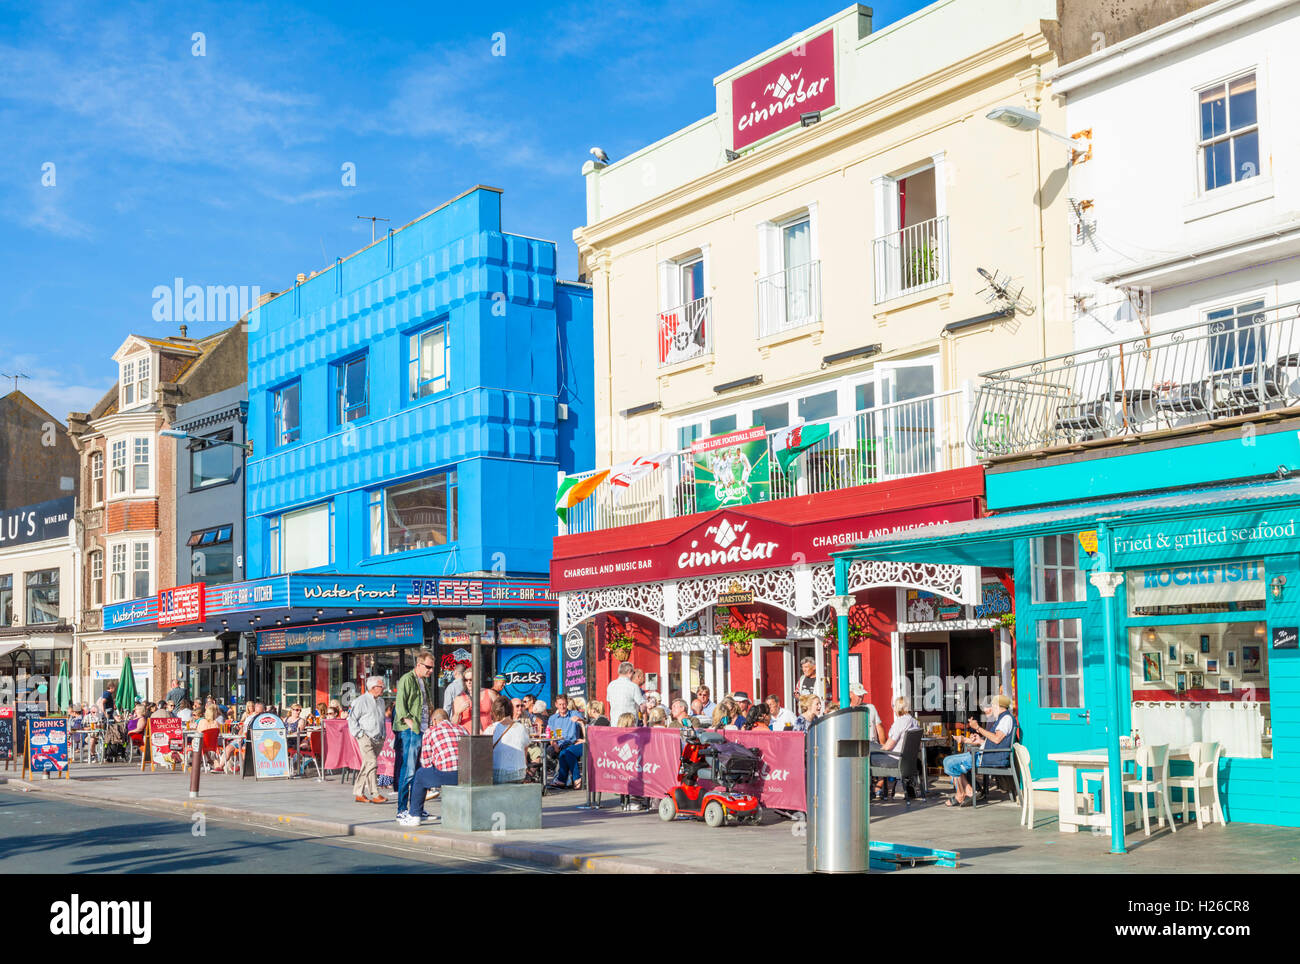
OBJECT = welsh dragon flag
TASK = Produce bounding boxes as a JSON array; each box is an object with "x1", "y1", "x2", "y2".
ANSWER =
[
  {"x1": 555, "y1": 470, "x2": 609, "y2": 523},
  {"x1": 771, "y1": 422, "x2": 832, "y2": 475}
]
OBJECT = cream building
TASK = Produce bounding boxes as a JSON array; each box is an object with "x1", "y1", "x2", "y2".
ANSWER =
[{"x1": 573, "y1": 0, "x2": 1074, "y2": 502}]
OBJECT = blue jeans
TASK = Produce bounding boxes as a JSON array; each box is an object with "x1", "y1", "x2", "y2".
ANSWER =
[
  {"x1": 943, "y1": 751, "x2": 973, "y2": 780},
  {"x1": 395, "y1": 729, "x2": 422, "y2": 812},
  {"x1": 555, "y1": 744, "x2": 583, "y2": 785},
  {"x1": 410, "y1": 766, "x2": 458, "y2": 815}
]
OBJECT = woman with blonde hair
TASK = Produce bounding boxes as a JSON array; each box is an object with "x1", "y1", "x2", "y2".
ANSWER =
[
  {"x1": 647, "y1": 706, "x2": 668, "y2": 726},
  {"x1": 614, "y1": 712, "x2": 646, "y2": 811},
  {"x1": 872, "y1": 696, "x2": 921, "y2": 800}
]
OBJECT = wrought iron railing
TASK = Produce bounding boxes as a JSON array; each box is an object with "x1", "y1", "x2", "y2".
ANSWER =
[
  {"x1": 968, "y1": 300, "x2": 1300, "y2": 458},
  {"x1": 560, "y1": 387, "x2": 971, "y2": 535},
  {"x1": 658, "y1": 296, "x2": 712, "y2": 367},
  {"x1": 873, "y1": 215, "x2": 950, "y2": 303},
  {"x1": 756, "y1": 261, "x2": 821, "y2": 338}
]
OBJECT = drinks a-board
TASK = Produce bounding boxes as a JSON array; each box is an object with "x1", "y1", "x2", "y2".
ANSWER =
[
  {"x1": 248, "y1": 712, "x2": 290, "y2": 780},
  {"x1": 26, "y1": 717, "x2": 69, "y2": 777}
]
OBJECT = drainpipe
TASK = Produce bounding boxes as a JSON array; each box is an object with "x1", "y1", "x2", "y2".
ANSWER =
[{"x1": 1088, "y1": 520, "x2": 1127, "y2": 855}]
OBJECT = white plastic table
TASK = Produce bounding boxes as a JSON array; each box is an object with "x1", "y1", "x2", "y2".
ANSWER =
[{"x1": 1048, "y1": 746, "x2": 1190, "y2": 834}]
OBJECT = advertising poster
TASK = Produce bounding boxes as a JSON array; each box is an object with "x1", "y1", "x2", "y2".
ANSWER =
[
  {"x1": 249, "y1": 712, "x2": 290, "y2": 780},
  {"x1": 27, "y1": 717, "x2": 69, "y2": 774},
  {"x1": 692, "y1": 426, "x2": 770, "y2": 511},
  {"x1": 499, "y1": 645, "x2": 551, "y2": 704},
  {"x1": 562, "y1": 627, "x2": 588, "y2": 700},
  {"x1": 149, "y1": 718, "x2": 184, "y2": 767},
  {"x1": 0, "y1": 707, "x2": 12, "y2": 764}
]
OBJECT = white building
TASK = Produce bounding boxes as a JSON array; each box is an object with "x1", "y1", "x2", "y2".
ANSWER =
[{"x1": 0, "y1": 497, "x2": 80, "y2": 704}]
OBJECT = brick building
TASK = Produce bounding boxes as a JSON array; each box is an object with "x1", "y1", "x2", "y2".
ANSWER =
[
  {"x1": 67, "y1": 324, "x2": 246, "y2": 703},
  {"x1": 0, "y1": 390, "x2": 79, "y2": 511}
]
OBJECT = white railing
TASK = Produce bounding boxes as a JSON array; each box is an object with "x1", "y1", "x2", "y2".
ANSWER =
[
  {"x1": 560, "y1": 386, "x2": 971, "y2": 535},
  {"x1": 756, "y1": 261, "x2": 821, "y2": 338},
  {"x1": 872, "y1": 215, "x2": 950, "y2": 303},
  {"x1": 969, "y1": 300, "x2": 1300, "y2": 458},
  {"x1": 658, "y1": 296, "x2": 712, "y2": 367}
]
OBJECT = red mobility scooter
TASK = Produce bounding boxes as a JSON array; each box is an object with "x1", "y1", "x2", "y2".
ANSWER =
[{"x1": 658, "y1": 727, "x2": 764, "y2": 827}]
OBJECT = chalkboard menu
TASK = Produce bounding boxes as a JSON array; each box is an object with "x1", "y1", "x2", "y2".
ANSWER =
[
  {"x1": 14, "y1": 702, "x2": 45, "y2": 757},
  {"x1": 0, "y1": 708, "x2": 13, "y2": 763}
]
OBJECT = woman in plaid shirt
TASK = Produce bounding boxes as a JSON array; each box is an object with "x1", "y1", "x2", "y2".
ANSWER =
[{"x1": 399, "y1": 695, "x2": 470, "y2": 827}]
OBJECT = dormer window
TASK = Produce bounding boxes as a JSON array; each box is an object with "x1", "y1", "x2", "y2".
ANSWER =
[{"x1": 121, "y1": 354, "x2": 151, "y2": 408}]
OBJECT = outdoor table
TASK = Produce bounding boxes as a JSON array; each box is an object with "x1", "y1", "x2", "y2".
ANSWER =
[
  {"x1": 1048, "y1": 746, "x2": 1193, "y2": 835},
  {"x1": 69, "y1": 728, "x2": 96, "y2": 764},
  {"x1": 529, "y1": 734, "x2": 565, "y2": 794}
]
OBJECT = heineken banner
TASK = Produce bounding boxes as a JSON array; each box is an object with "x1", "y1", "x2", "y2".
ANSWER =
[{"x1": 692, "y1": 426, "x2": 770, "y2": 511}]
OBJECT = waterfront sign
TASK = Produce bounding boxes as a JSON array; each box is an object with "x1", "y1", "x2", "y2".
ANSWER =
[
  {"x1": 256, "y1": 615, "x2": 422, "y2": 656},
  {"x1": 731, "y1": 29, "x2": 836, "y2": 150}
]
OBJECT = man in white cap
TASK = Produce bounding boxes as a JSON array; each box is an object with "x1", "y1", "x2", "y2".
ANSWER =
[{"x1": 850, "y1": 683, "x2": 885, "y2": 743}]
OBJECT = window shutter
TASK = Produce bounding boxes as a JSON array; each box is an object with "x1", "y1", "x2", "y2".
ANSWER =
[
  {"x1": 657, "y1": 260, "x2": 679, "y2": 311},
  {"x1": 757, "y1": 221, "x2": 780, "y2": 278},
  {"x1": 699, "y1": 243, "x2": 711, "y2": 292}
]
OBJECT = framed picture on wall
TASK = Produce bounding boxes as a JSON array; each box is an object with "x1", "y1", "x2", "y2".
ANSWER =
[
  {"x1": 1168, "y1": 644, "x2": 1177, "y2": 662},
  {"x1": 1190, "y1": 672, "x2": 1204, "y2": 690},
  {"x1": 1200, "y1": 634, "x2": 1211, "y2": 654},
  {"x1": 848, "y1": 653, "x2": 862, "y2": 687},
  {"x1": 1241, "y1": 644, "x2": 1262, "y2": 676},
  {"x1": 1206, "y1": 659, "x2": 1219, "y2": 674},
  {"x1": 1175, "y1": 671, "x2": 1187, "y2": 693},
  {"x1": 1226, "y1": 649, "x2": 1237, "y2": 669},
  {"x1": 1219, "y1": 678, "x2": 1233, "y2": 694},
  {"x1": 1142, "y1": 651, "x2": 1162, "y2": 683},
  {"x1": 1182, "y1": 650, "x2": 1197, "y2": 666}
]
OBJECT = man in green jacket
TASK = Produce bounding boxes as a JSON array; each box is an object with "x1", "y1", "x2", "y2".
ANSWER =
[{"x1": 393, "y1": 650, "x2": 436, "y2": 820}]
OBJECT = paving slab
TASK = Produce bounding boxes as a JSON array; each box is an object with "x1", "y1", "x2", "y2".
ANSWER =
[{"x1": 4, "y1": 766, "x2": 1298, "y2": 874}]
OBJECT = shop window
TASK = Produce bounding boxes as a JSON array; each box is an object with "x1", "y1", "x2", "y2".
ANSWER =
[
  {"x1": 369, "y1": 470, "x2": 457, "y2": 556},
  {"x1": 408, "y1": 323, "x2": 450, "y2": 401},
  {"x1": 1129, "y1": 621, "x2": 1271, "y2": 758},
  {"x1": 191, "y1": 431, "x2": 235, "y2": 488},
  {"x1": 0, "y1": 575, "x2": 12, "y2": 626},
  {"x1": 25, "y1": 569, "x2": 60, "y2": 624},
  {"x1": 1128, "y1": 559, "x2": 1265, "y2": 618},
  {"x1": 1032, "y1": 535, "x2": 1084, "y2": 604},
  {"x1": 1038, "y1": 617, "x2": 1083, "y2": 707}
]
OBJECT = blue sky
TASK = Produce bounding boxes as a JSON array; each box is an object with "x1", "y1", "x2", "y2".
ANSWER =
[{"x1": 0, "y1": 0, "x2": 925, "y2": 419}]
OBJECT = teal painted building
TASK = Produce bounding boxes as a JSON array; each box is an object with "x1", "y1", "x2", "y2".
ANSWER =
[{"x1": 836, "y1": 418, "x2": 1300, "y2": 832}]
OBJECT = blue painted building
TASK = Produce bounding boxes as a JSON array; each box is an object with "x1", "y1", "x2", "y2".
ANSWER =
[{"x1": 236, "y1": 185, "x2": 592, "y2": 709}]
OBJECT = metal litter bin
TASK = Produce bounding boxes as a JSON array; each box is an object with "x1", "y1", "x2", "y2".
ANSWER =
[{"x1": 806, "y1": 706, "x2": 871, "y2": 873}]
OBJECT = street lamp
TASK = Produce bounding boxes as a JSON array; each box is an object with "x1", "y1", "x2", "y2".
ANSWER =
[
  {"x1": 160, "y1": 428, "x2": 253, "y2": 453},
  {"x1": 985, "y1": 106, "x2": 1089, "y2": 163}
]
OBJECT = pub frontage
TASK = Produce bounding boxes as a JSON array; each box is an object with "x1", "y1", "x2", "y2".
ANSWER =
[
  {"x1": 551, "y1": 465, "x2": 1000, "y2": 729},
  {"x1": 101, "y1": 572, "x2": 557, "y2": 711}
]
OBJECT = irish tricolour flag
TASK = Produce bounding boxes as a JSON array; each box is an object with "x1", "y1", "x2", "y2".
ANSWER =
[
  {"x1": 555, "y1": 470, "x2": 610, "y2": 523},
  {"x1": 771, "y1": 422, "x2": 831, "y2": 475}
]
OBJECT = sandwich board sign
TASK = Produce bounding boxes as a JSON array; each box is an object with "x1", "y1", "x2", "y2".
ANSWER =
[
  {"x1": 248, "y1": 712, "x2": 290, "y2": 780},
  {"x1": 24, "y1": 717, "x2": 69, "y2": 778}
]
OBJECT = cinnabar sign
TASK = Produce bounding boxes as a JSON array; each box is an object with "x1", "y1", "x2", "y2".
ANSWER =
[
  {"x1": 550, "y1": 499, "x2": 976, "y2": 591},
  {"x1": 731, "y1": 30, "x2": 836, "y2": 151}
]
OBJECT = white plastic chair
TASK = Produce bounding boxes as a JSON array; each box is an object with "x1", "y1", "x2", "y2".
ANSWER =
[
  {"x1": 1166, "y1": 741, "x2": 1226, "y2": 829},
  {"x1": 1012, "y1": 743, "x2": 1057, "y2": 830},
  {"x1": 1121, "y1": 743, "x2": 1176, "y2": 836}
]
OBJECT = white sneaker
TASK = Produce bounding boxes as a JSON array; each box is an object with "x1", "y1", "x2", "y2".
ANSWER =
[
  {"x1": 627, "y1": 802, "x2": 646, "y2": 812},
  {"x1": 395, "y1": 809, "x2": 409, "y2": 820},
  {"x1": 397, "y1": 814, "x2": 421, "y2": 827}
]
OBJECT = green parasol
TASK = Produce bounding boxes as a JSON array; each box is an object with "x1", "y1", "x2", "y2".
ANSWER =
[
  {"x1": 54, "y1": 659, "x2": 71, "y2": 713},
  {"x1": 116, "y1": 655, "x2": 139, "y2": 713}
]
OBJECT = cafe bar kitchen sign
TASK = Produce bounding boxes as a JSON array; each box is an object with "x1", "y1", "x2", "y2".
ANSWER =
[{"x1": 731, "y1": 29, "x2": 836, "y2": 151}]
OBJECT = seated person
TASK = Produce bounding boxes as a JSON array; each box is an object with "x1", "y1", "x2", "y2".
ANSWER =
[
  {"x1": 870, "y1": 697, "x2": 921, "y2": 799},
  {"x1": 490, "y1": 697, "x2": 531, "y2": 784},
  {"x1": 548, "y1": 696, "x2": 591, "y2": 790},
  {"x1": 942, "y1": 695, "x2": 1015, "y2": 807},
  {"x1": 399, "y1": 701, "x2": 469, "y2": 826}
]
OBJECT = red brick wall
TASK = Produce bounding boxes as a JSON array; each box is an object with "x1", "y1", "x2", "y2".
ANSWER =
[{"x1": 106, "y1": 500, "x2": 159, "y2": 533}]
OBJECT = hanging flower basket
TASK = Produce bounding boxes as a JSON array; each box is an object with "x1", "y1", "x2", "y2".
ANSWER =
[
  {"x1": 607, "y1": 632, "x2": 635, "y2": 660},
  {"x1": 721, "y1": 625, "x2": 758, "y2": 656}
]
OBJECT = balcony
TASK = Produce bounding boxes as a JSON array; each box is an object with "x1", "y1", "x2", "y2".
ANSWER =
[
  {"x1": 872, "y1": 215, "x2": 950, "y2": 304},
  {"x1": 559, "y1": 386, "x2": 971, "y2": 535},
  {"x1": 658, "y1": 296, "x2": 713, "y2": 367},
  {"x1": 756, "y1": 261, "x2": 822, "y2": 338},
  {"x1": 968, "y1": 301, "x2": 1300, "y2": 459}
]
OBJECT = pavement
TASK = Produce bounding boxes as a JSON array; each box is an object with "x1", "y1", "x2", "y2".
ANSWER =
[{"x1": 4, "y1": 764, "x2": 1300, "y2": 873}]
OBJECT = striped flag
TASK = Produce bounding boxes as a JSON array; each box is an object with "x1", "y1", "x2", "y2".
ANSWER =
[
  {"x1": 608, "y1": 451, "x2": 673, "y2": 502},
  {"x1": 555, "y1": 470, "x2": 610, "y2": 523}
]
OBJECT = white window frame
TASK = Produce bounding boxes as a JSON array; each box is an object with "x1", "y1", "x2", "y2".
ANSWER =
[
  {"x1": 1038, "y1": 617, "x2": 1085, "y2": 709},
  {"x1": 280, "y1": 502, "x2": 333, "y2": 572},
  {"x1": 756, "y1": 205, "x2": 820, "y2": 337},
  {"x1": 119, "y1": 352, "x2": 152, "y2": 410},
  {"x1": 106, "y1": 434, "x2": 155, "y2": 499},
  {"x1": 1031, "y1": 535, "x2": 1086, "y2": 605},
  {"x1": 107, "y1": 537, "x2": 155, "y2": 603},
  {"x1": 90, "y1": 550, "x2": 103, "y2": 608},
  {"x1": 1195, "y1": 69, "x2": 1262, "y2": 196},
  {"x1": 90, "y1": 451, "x2": 104, "y2": 506}
]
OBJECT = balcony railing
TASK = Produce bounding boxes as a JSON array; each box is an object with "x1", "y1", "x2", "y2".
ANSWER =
[
  {"x1": 873, "y1": 215, "x2": 950, "y2": 303},
  {"x1": 560, "y1": 386, "x2": 971, "y2": 535},
  {"x1": 658, "y1": 296, "x2": 713, "y2": 367},
  {"x1": 968, "y1": 300, "x2": 1300, "y2": 459},
  {"x1": 756, "y1": 261, "x2": 821, "y2": 338}
]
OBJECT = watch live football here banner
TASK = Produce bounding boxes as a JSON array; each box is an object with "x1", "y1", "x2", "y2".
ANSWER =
[{"x1": 585, "y1": 727, "x2": 807, "y2": 811}]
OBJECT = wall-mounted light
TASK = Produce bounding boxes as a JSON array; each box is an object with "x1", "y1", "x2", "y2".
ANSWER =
[
  {"x1": 800, "y1": 111, "x2": 821, "y2": 128},
  {"x1": 622, "y1": 401, "x2": 662, "y2": 418},
  {"x1": 714, "y1": 374, "x2": 763, "y2": 394},
  {"x1": 1143, "y1": 627, "x2": 1157, "y2": 645},
  {"x1": 1254, "y1": 623, "x2": 1267, "y2": 638},
  {"x1": 1271, "y1": 574, "x2": 1287, "y2": 601}
]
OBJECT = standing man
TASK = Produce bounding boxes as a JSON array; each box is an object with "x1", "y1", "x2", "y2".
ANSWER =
[
  {"x1": 796, "y1": 657, "x2": 826, "y2": 703},
  {"x1": 442, "y1": 662, "x2": 469, "y2": 715},
  {"x1": 479, "y1": 673, "x2": 507, "y2": 732},
  {"x1": 349, "y1": 676, "x2": 388, "y2": 804},
  {"x1": 606, "y1": 661, "x2": 642, "y2": 723},
  {"x1": 165, "y1": 678, "x2": 187, "y2": 706},
  {"x1": 393, "y1": 650, "x2": 436, "y2": 821}
]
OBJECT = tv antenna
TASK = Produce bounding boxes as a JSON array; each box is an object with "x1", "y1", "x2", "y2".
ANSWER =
[
  {"x1": 977, "y1": 267, "x2": 1036, "y2": 316},
  {"x1": 0, "y1": 371, "x2": 30, "y2": 394},
  {"x1": 356, "y1": 215, "x2": 390, "y2": 243}
]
